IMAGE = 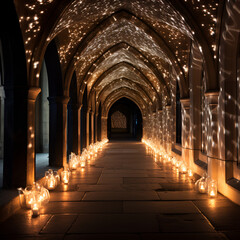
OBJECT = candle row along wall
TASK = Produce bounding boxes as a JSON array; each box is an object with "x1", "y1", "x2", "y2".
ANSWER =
[
  {"x1": 17, "y1": 139, "x2": 109, "y2": 217},
  {"x1": 142, "y1": 138, "x2": 217, "y2": 198}
]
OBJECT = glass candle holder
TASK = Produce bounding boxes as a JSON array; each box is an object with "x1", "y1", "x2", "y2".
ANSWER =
[
  {"x1": 44, "y1": 170, "x2": 57, "y2": 190},
  {"x1": 53, "y1": 171, "x2": 60, "y2": 185},
  {"x1": 208, "y1": 179, "x2": 217, "y2": 197},
  {"x1": 61, "y1": 170, "x2": 70, "y2": 184},
  {"x1": 31, "y1": 200, "x2": 41, "y2": 217},
  {"x1": 198, "y1": 179, "x2": 207, "y2": 193},
  {"x1": 80, "y1": 160, "x2": 86, "y2": 168},
  {"x1": 180, "y1": 163, "x2": 187, "y2": 174}
]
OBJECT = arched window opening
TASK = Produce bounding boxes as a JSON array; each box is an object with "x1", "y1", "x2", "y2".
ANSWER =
[
  {"x1": 107, "y1": 97, "x2": 142, "y2": 140},
  {"x1": 111, "y1": 111, "x2": 127, "y2": 129},
  {"x1": 67, "y1": 72, "x2": 78, "y2": 157},
  {"x1": 237, "y1": 42, "x2": 240, "y2": 166},
  {"x1": 97, "y1": 103, "x2": 102, "y2": 141},
  {"x1": 81, "y1": 87, "x2": 88, "y2": 150},
  {"x1": 35, "y1": 60, "x2": 49, "y2": 179},
  {"x1": 0, "y1": 39, "x2": 5, "y2": 187},
  {"x1": 176, "y1": 83, "x2": 181, "y2": 144}
]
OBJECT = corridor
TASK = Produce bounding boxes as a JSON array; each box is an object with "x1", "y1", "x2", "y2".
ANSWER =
[{"x1": 0, "y1": 141, "x2": 240, "y2": 240}]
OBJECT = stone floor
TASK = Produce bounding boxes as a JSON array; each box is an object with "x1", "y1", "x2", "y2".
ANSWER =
[{"x1": 0, "y1": 141, "x2": 240, "y2": 239}]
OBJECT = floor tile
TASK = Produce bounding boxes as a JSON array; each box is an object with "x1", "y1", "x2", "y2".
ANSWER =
[
  {"x1": 50, "y1": 192, "x2": 85, "y2": 201},
  {"x1": 68, "y1": 214, "x2": 159, "y2": 233},
  {"x1": 157, "y1": 191, "x2": 218, "y2": 200},
  {"x1": 83, "y1": 191, "x2": 159, "y2": 201},
  {"x1": 124, "y1": 201, "x2": 199, "y2": 214},
  {"x1": 140, "y1": 233, "x2": 226, "y2": 240},
  {"x1": 124, "y1": 177, "x2": 168, "y2": 184},
  {"x1": 41, "y1": 214, "x2": 77, "y2": 234},
  {"x1": 0, "y1": 212, "x2": 50, "y2": 235},
  {"x1": 42, "y1": 201, "x2": 123, "y2": 214},
  {"x1": 157, "y1": 214, "x2": 216, "y2": 233},
  {"x1": 98, "y1": 177, "x2": 123, "y2": 184},
  {"x1": 64, "y1": 233, "x2": 140, "y2": 240},
  {"x1": 76, "y1": 184, "x2": 125, "y2": 192},
  {"x1": 193, "y1": 199, "x2": 240, "y2": 231}
]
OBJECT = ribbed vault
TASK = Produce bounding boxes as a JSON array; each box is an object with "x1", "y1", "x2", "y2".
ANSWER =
[{"x1": 14, "y1": 0, "x2": 220, "y2": 119}]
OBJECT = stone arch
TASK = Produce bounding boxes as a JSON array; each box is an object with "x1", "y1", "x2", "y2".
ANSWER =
[
  {"x1": 81, "y1": 42, "x2": 170, "y2": 99},
  {"x1": 64, "y1": 11, "x2": 187, "y2": 98},
  {"x1": 102, "y1": 87, "x2": 148, "y2": 118},
  {"x1": 87, "y1": 62, "x2": 161, "y2": 108},
  {"x1": 167, "y1": 0, "x2": 218, "y2": 92},
  {"x1": 96, "y1": 77, "x2": 153, "y2": 106}
]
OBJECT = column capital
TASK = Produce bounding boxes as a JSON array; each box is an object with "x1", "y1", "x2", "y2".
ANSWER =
[
  {"x1": 180, "y1": 98, "x2": 190, "y2": 110},
  {"x1": 28, "y1": 87, "x2": 41, "y2": 101},
  {"x1": 166, "y1": 104, "x2": 172, "y2": 110},
  {"x1": 48, "y1": 96, "x2": 70, "y2": 104},
  {"x1": 204, "y1": 91, "x2": 219, "y2": 112},
  {"x1": 204, "y1": 91, "x2": 219, "y2": 105}
]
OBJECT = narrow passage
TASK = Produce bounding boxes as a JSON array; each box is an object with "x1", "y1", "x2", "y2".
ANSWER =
[{"x1": 0, "y1": 141, "x2": 240, "y2": 239}]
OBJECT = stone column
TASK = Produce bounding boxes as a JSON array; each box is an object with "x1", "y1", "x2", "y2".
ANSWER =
[
  {"x1": 0, "y1": 86, "x2": 5, "y2": 159},
  {"x1": 152, "y1": 112, "x2": 156, "y2": 145},
  {"x1": 91, "y1": 111, "x2": 94, "y2": 144},
  {"x1": 165, "y1": 105, "x2": 172, "y2": 152},
  {"x1": 70, "y1": 103, "x2": 80, "y2": 155},
  {"x1": 48, "y1": 96, "x2": 69, "y2": 167},
  {"x1": 180, "y1": 98, "x2": 191, "y2": 165},
  {"x1": 205, "y1": 92, "x2": 219, "y2": 180},
  {"x1": 158, "y1": 110, "x2": 163, "y2": 147},
  {"x1": 101, "y1": 116, "x2": 108, "y2": 140},
  {"x1": 95, "y1": 113, "x2": 98, "y2": 143},
  {"x1": 86, "y1": 109, "x2": 90, "y2": 147},
  {"x1": 77, "y1": 105, "x2": 82, "y2": 155},
  {"x1": 4, "y1": 87, "x2": 40, "y2": 188}
]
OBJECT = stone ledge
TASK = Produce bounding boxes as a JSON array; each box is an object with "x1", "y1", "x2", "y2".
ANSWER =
[
  {"x1": 194, "y1": 159, "x2": 208, "y2": 170},
  {"x1": 227, "y1": 178, "x2": 240, "y2": 191},
  {"x1": 172, "y1": 148, "x2": 182, "y2": 156}
]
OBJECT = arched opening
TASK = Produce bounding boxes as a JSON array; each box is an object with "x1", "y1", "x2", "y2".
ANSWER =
[
  {"x1": 107, "y1": 97, "x2": 142, "y2": 140},
  {"x1": 44, "y1": 39, "x2": 65, "y2": 167},
  {"x1": 89, "y1": 110, "x2": 92, "y2": 144},
  {"x1": 97, "y1": 103, "x2": 102, "y2": 141},
  {"x1": 35, "y1": 60, "x2": 49, "y2": 179},
  {"x1": 176, "y1": 82, "x2": 182, "y2": 144},
  {"x1": 67, "y1": 72, "x2": 78, "y2": 157},
  {"x1": 81, "y1": 87, "x2": 88, "y2": 150},
  {"x1": 0, "y1": 39, "x2": 4, "y2": 187},
  {"x1": 237, "y1": 38, "x2": 240, "y2": 166}
]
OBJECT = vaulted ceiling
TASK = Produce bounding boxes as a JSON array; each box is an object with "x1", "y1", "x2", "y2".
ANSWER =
[{"x1": 14, "y1": 0, "x2": 220, "y2": 115}]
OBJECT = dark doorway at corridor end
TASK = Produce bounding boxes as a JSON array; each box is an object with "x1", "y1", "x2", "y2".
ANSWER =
[{"x1": 107, "y1": 98, "x2": 142, "y2": 141}]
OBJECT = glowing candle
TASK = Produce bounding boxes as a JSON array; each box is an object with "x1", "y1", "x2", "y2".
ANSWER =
[
  {"x1": 48, "y1": 178, "x2": 55, "y2": 190},
  {"x1": 208, "y1": 179, "x2": 217, "y2": 198},
  {"x1": 61, "y1": 171, "x2": 70, "y2": 184},
  {"x1": 26, "y1": 196, "x2": 34, "y2": 209},
  {"x1": 80, "y1": 161, "x2": 86, "y2": 168},
  {"x1": 180, "y1": 163, "x2": 187, "y2": 174},
  {"x1": 188, "y1": 169, "x2": 193, "y2": 177},
  {"x1": 198, "y1": 181, "x2": 207, "y2": 193},
  {"x1": 31, "y1": 202, "x2": 39, "y2": 217}
]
